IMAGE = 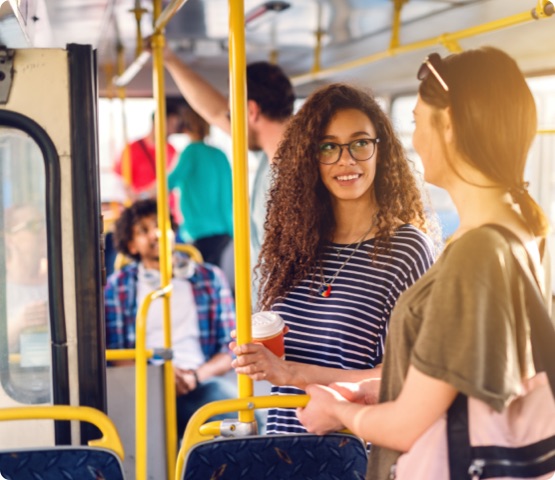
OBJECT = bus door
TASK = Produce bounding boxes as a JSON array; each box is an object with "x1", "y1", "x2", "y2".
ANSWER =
[{"x1": 0, "y1": 45, "x2": 105, "y2": 446}]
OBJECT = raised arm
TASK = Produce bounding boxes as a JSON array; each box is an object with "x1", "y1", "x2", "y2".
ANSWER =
[{"x1": 164, "y1": 49, "x2": 231, "y2": 134}]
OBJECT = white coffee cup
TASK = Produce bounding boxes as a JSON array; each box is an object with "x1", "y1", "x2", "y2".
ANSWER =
[{"x1": 251, "y1": 311, "x2": 286, "y2": 358}]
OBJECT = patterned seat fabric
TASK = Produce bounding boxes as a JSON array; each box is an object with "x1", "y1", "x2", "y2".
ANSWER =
[
  {"x1": 182, "y1": 433, "x2": 368, "y2": 480},
  {"x1": 0, "y1": 448, "x2": 125, "y2": 480}
]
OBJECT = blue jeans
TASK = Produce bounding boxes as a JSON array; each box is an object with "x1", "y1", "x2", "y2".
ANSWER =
[{"x1": 175, "y1": 377, "x2": 266, "y2": 437}]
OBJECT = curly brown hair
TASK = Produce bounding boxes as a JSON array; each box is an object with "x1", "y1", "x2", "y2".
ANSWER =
[{"x1": 256, "y1": 83, "x2": 429, "y2": 310}]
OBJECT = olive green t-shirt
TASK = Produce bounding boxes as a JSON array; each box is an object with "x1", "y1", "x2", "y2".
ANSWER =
[{"x1": 367, "y1": 226, "x2": 546, "y2": 480}]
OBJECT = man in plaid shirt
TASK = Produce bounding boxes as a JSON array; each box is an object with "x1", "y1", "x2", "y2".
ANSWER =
[{"x1": 104, "y1": 199, "x2": 236, "y2": 436}]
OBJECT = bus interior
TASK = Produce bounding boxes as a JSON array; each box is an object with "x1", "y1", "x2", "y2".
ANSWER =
[{"x1": 0, "y1": 0, "x2": 554, "y2": 478}]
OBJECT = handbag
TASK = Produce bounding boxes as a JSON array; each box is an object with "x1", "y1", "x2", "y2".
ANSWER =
[{"x1": 392, "y1": 225, "x2": 555, "y2": 480}]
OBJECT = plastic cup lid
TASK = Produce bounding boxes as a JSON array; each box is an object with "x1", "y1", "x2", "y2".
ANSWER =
[{"x1": 251, "y1": 311, "x2": 285, "y2": 338}]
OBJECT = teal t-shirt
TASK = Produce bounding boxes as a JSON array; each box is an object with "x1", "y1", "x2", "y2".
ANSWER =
[{"x1": 168, "y1": 141, "x2": 233, "y2": 241}]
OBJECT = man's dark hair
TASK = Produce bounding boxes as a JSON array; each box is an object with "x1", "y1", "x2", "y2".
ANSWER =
[
  {"x1": 247, "y1": 62, "x2": 295, "y2": 122},
  {"x1": 150, "y1": 97, "x2": 186, "y2": 123},
  {"x1": 114, "y1": 198, "x2": 177, "y2": 261}
]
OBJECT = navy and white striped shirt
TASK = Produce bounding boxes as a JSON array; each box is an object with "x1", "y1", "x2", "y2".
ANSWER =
[{"x1": 266, "y1": 224, "x2": 435, "y2": 434}]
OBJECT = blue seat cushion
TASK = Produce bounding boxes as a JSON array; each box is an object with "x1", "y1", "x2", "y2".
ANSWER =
[
  {"x1": 182, "y1": 433, "x2": 368, "y2": 480},
  {"x1": 0, "y1": 447, "x2": 125, "y2": 480}
]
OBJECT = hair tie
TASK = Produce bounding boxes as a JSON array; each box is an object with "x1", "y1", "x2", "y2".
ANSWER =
[{"x1": 508, "y1": 181, "x2": 529, "y2": 197}]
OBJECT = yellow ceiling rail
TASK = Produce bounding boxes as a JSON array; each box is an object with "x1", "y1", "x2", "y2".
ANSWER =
[{"x1": 292, "y1": 2, "x2": 554, "y2": 86}]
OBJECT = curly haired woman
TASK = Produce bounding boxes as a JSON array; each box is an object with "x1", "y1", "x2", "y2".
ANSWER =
[{"x1": 232, "y1": 83, "x2": 436, "y2": 434}]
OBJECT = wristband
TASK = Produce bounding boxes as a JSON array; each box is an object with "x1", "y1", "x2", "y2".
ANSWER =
[{"x1": 192, "y1": 370, "x2": 200, "y2": 386}]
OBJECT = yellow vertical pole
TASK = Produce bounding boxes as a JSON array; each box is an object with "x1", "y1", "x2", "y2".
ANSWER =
[
  {"x1": 389, "y1": 0, "x2": 406, "y2": 50},
  {"x1": 150, "y1": 5, "x2": 178, "y2": 477},
  {"x1": 229, "y1": 0, "x2": 255, "y2": 422},
  {"x1": 116, "y1": 44, "x2": 132, "y2": 205}
]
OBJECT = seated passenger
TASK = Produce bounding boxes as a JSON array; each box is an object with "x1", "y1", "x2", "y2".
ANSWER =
[
  {"x1": 104, "y1": 199, "x2": 237, "y2": 436},
  {"x1": 232, "y1": 84, "x2": 436, "y2": 435}
]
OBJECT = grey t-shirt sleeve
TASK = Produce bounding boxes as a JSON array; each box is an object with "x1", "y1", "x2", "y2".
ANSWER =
[{"x1": 411, "y1": 228, "x2": 527, "y2": 411}]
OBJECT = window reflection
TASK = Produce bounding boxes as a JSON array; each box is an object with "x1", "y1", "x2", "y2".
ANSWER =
[{"x1": 0, "y1": 127, "x2": 51, "y2": 403}]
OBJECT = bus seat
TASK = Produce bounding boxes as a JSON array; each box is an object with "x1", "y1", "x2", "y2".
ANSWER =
[
  {"x1": 180, "y1": 433, "x2": 367, "y2": 480},
  {"x1": 176, "y1": 395, "x2": 368, "y2": 480},
  {"x1": 0, "y1": 405, "x2": 125, "y2": 480},
  {"x1": 113, "y1": 243, "x2": 203, "y2": 271}
]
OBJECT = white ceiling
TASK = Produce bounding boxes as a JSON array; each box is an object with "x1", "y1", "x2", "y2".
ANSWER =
[{"x1": 2, "y1": 0, "x2": 555, "y2": 96}]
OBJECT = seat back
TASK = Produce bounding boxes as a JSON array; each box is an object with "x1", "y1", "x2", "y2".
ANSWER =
[
  {"x1": 0, "y1": 405, "x2": 125, "y2": 480},
  {"x1": 180, "y1": 433, "x2": 367, "y2": 480},
  {"x1": 0, "y1": 446, "x2": 125, "y2": 480}
]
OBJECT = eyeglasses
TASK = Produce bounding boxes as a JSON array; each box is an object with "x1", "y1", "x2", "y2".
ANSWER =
[
  {"x1": 417, "y1": 53, "x2": 449, "y2": 92},
  {"x1": 318, "y1": 138, "x2": 380, "y2": 165}
]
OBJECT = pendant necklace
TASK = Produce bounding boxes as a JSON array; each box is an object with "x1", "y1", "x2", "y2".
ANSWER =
[{"x1": 318, "y1": 221, "x2": 375, "y2": 298}]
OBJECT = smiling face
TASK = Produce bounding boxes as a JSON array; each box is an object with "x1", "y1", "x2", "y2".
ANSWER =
[{"x1": 318, "y1": 108, "x2": 379, "y2": 206}]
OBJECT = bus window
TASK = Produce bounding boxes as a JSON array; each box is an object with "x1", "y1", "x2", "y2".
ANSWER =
[{"x1": 0, "y1": 127, "x2": 51, "y2": 405}]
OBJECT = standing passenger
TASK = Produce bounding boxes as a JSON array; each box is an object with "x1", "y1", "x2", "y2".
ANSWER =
[
  {"x1": 113, "y1": 98, "x2": 183, "y2": 218},
  {"x1": 168, "y1": 104, "x2": 233, "y2": 270},
  {"x1": 297, "y1": 48, "x2": 552, "y2": 480},
  {"x1": 162, "y1": 49, "x2": 295, "y2": 299},
  {"x1": 232, "y1": 84, "x2": 435, "y2": 434}
]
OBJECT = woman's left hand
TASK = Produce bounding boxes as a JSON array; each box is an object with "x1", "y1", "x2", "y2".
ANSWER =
[
  {"x1": 231, "y1": 342, "x2": 291, "y2": 385},
  {"x1": 297, "y1": 384, "x2": 347, "y2": 435}
]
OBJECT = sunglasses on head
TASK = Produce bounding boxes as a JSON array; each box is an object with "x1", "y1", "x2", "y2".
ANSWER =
[{"x1": 417, "y1": 53, "x2": 449, "y2": 92}]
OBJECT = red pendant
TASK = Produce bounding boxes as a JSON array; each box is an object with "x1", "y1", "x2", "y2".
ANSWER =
[{"x1": 319, "y1": 283, "x2": 332, "y2": 297}]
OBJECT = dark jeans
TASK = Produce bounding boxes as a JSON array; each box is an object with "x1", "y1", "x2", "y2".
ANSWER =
[
  {"x1": 176, "y1": 377, "x2": 265, "y2": 438},
  {"x1": 194, "y1": 234, "x2": 232, "y2": 268}
]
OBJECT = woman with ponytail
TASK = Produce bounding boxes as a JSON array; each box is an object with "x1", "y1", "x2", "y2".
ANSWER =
[{"x1": 298, "y1": 47, "x2": 553, "y2": 479}]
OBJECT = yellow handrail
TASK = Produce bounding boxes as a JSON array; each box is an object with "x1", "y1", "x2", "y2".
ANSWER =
[
  {"x1": 0, "y1": 405, "x2": 125, "y2": 460},
  {"x1": 538, "y1": 129, "x2": 555, "y2": 134},
  {"x1": 105, "y1": 348, "x2": 155, "y2": 361},
  {"x1": 292, "y1": 3, "x2": 554, "y2": 86},
  {"x1": 135, "y1": 284, "x2": 173, "y2": 480},
  {"x1": 175, "y1": 395, "x2": 310, "y2": 478}
]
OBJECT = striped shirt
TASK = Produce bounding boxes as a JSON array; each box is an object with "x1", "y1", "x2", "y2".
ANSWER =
[{"x1": 266, "y1": 224, "x2": 435, "y2": 434}]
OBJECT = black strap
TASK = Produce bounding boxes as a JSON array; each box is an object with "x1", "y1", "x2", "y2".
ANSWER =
[
  {"x1": 447, "y1": 394, "x2": 473, "y2": 480},
  {"x1": 447, "y1": 225, "x2": 555, "y2": 480}
]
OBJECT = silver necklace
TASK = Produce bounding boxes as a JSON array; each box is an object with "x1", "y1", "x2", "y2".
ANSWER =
[{"x1": 319, "y1": 222, "x2": 375, "y2": 298}]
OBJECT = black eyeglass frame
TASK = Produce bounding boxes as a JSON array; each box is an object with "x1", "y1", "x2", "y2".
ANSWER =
[
  {"x1": 417, "y1": 53, "x2": 449, "y2": 92},
  {"x1": 318, "y1": 138, "x2": 381, "y2": 165}
]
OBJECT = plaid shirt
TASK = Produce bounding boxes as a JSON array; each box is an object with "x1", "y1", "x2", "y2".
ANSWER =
[{"x1": 104, "y1": 260, "x2": 235, "y2": 360}]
